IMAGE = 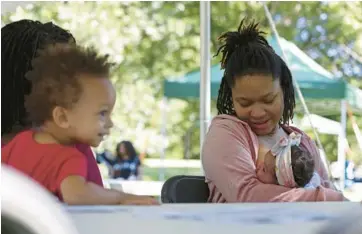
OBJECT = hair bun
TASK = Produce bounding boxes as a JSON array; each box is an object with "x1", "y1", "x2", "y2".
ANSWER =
[
  {"x1": 221, "y1": 18, "x2": 269, "y2": 49},
  {"x1": 216, "y1": 18, "x2": 271, "y2": 68},
  {"x1": 236, "y1": 19, "x2": 266, "y2": 45}
]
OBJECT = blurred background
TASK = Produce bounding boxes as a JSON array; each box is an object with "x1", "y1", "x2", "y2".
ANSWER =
[{"x1": 2, "y1": 1, "x2": 361, "y2": 200}]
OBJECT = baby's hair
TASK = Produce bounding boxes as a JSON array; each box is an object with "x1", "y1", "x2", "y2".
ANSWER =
[
  {"x1": 290, "y1": 145, "x2": 315, "y2": 187},
  {"x1": 1, "y1": 19, "x2": 75, "y2": 135},
  {"x1": 215, "y1": 18, "x2": 295, "y2": 124},
  {"x1": 25, "y1": 43, "x2": 113, "y2": 126}
]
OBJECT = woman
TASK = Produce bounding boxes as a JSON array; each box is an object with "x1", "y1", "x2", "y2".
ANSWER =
[
  {"x1": 201, "y1": 19, "x2": 344, "y2": 202},
  {"x1": 1, "y1": 19, "x2": 157, "y2": 205},
  {"x1": 112, "y1": 141, "x2": 142, "y2": 180}
]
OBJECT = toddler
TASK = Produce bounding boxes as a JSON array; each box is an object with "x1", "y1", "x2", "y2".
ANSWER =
[{"x1": 2, "y1": 44, "x2": 157, "y2": 205}]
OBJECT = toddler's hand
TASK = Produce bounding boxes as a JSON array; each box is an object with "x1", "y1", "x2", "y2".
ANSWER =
[{"x1": 120, "y1": 193, "x2": 160, "y2": 205}]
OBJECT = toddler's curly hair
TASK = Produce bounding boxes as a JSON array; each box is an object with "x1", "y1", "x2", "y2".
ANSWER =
[{"x1": 25, "y1": 43, "x2": 113, "y2": 126}]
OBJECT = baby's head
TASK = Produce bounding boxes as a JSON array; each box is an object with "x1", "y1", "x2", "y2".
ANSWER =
[
  {"x1": 25, "y1": 43, "x2": 115, "y2": 147},
  {"x1": 290, "y1": 145, "x2": 315, "y2": 187},
  {"x1": 257, "y1": 145, "x2": 315, "y2": 187}
]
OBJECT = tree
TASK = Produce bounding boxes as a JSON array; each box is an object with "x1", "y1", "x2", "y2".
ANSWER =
[{"x1": 2, "y1": 1, "x2": 361, "y2": 163}]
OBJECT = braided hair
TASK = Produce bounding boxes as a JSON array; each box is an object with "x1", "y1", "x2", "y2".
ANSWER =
[
  {"x1": 215, "y1": 19, "x2": 295, "y2": 125},
  {"x1": 1, "y1": 19, "x2": 75, "y2": 136}
]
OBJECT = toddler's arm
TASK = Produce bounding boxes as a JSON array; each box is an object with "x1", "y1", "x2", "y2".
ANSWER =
[
  {"x1": 60, "y1": 175, "x2": 158, "y2": 205},
  {"x1": 58, "y1": 150, "x2": 158, "y2": 205}
]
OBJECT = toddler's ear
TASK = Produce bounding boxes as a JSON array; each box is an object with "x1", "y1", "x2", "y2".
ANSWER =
[{"x1": 52, "y1": 106, "x2": 70, "y2": 129}]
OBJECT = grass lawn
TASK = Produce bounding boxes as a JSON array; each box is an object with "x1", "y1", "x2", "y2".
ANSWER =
[
  {"x1": 142, "y1": 167, "x2": 203, "y2": 181},
  {"x1": 99, "y1": 164, "x2": 202, "y2": 181}
]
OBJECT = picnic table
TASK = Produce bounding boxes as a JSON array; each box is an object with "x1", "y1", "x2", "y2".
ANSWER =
[{"x1": 68, "y1": 202, "x2": 361, "y2": 234}]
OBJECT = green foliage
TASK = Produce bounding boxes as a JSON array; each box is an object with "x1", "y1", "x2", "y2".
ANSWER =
[{"x1": 2, "y1": 1, "x2": 361, "y2": 163}]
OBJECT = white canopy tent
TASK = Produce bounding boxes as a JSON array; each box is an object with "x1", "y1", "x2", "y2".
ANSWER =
[{"x1": 297, "y1": 114, "x2": 342, "y2": 135}]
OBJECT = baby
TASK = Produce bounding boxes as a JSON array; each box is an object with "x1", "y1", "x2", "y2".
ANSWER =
[
  {"x1": 256, "y1": 132, "x2": 319, "y2": 188},
  {"x1": 2, "y1": 43, "x2": 157, "y2": 205}
]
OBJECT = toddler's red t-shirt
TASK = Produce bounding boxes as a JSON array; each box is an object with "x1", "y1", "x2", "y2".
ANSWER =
[{"x1": 1, "y1": 130, "x2": 87, "y2": 201}]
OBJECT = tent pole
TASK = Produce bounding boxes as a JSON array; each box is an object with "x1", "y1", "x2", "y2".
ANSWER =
[
  {"x1": 199, "y1": 1, "x2": 211, "y2": 171},
  {"x1": 347, "y1": 104, "x2": 362, "y2": 151},
  {"x1": 159, "y1": 97, "x2": 168, "y2": 181},
  {"x1": 338, "y1": 100, "x2": 347, "y2": 190}
]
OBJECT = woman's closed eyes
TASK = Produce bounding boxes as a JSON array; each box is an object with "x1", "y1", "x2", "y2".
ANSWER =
[
  {"x1": 237, "y1": 94, "x2": 277, "y2": 107},
  {"x1": 263, "y1": 95, "x2": 277, "y2": 104}
]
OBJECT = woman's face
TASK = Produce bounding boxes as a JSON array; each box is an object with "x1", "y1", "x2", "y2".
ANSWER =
[
  {"x1": 119, "y1": 143, "x2": 126, "y2": 155},
  {"x1": 231, "y1": 74, "x2": 284, "y2": 136}
]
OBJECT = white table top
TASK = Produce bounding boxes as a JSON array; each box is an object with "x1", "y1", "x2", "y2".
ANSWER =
[
  {"x1": 104, "y1": 179, "x2": 163, "y2": 196},
  {"x1": 67, "y1": 202, "x2": 361, "y2": 234}
]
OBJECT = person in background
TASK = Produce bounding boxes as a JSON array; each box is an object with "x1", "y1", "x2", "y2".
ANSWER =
[
  {"x1": 96, "y1": 149, "x2": 116, "y2": 167},
  {"x1": 112, "y1": 141, "x2": 142, "y2": 180}
]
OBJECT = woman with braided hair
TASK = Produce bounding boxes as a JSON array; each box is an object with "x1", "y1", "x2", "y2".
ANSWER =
[
  {"x1": 2, "y1": 20, "x2": 75, "y2": 140},
  {"x1": 201, "y1": 19, "x2": 345, "y2": 202}
]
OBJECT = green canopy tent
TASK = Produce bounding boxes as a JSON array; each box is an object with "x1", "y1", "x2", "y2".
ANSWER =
[{"x1": 164, "y1": 36, "x2": 362, "y2": 115}]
